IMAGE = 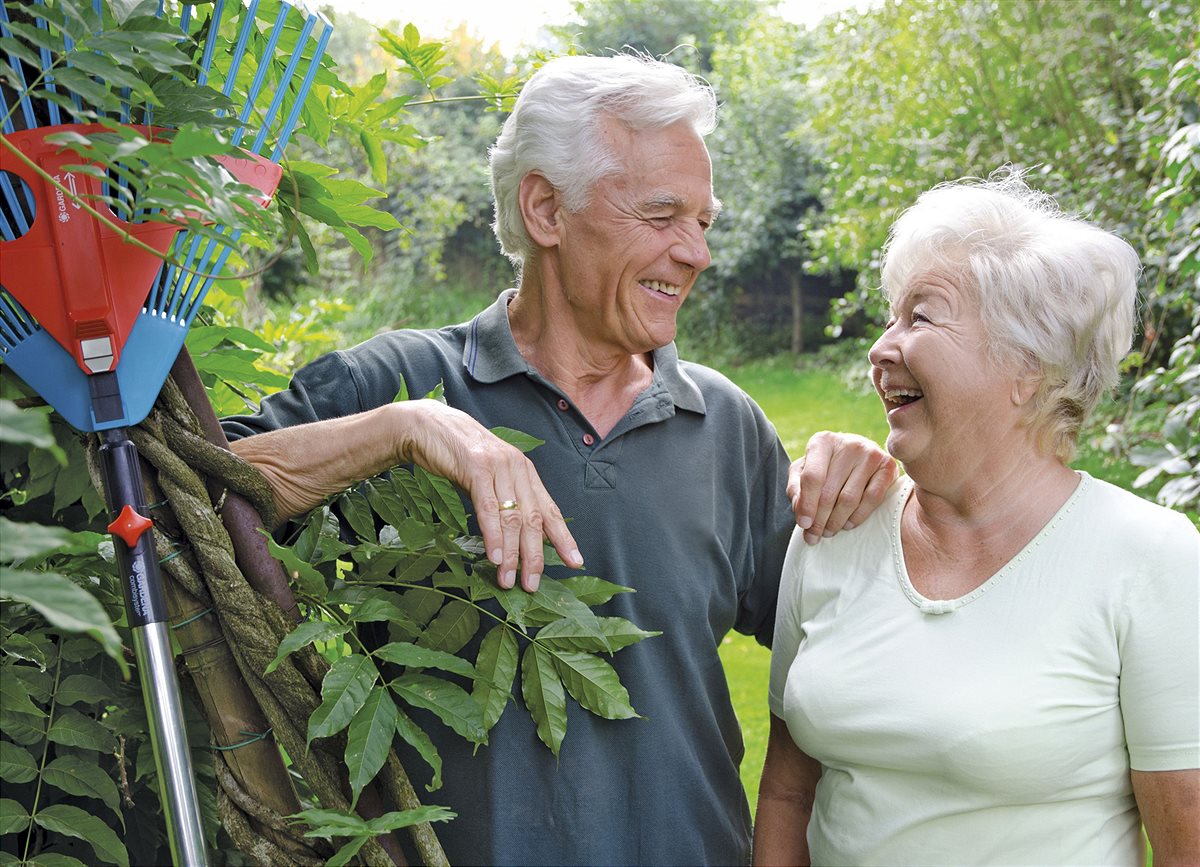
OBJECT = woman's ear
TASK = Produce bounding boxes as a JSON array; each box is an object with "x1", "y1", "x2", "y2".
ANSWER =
[
  {"x1": 1011, "y1": 371, "x2": 1041, "y2": 407},
  {"x1": 519, "y1": 172, "x2": 560, "y2": 248}
]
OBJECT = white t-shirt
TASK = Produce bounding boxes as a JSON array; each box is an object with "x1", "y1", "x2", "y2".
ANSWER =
[{"x1": 769, "y1": 472, "x2": 1200, "y2": 867}]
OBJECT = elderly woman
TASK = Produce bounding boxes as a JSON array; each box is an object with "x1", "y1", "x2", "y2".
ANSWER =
[{"x1": 754, "y1": 173, "x2": 1200, "y2": 866}]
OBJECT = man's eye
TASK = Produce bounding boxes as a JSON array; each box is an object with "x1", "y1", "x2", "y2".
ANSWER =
[{"x1": 912, "y1": 311, "x2": 930, "y2": 324}]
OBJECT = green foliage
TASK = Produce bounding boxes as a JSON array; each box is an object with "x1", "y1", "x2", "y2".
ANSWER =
[
  {"x1": 0, "y1": 402, "x2": 220, "y2": 865},
  {"x1": 799, "y1": 0, "x2": 1199, "y2": 510},
  {"x1": 272, "y1": 458, "x2": 657, "y2": 764}
]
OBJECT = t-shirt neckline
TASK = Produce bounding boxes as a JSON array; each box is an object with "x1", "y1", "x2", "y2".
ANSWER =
[{"x1": 891, "y1": 471, "x2": 1090, "y2": 615}]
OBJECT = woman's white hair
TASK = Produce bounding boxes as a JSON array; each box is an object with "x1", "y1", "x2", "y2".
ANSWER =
[
  {"x1": 880, "y1": 168, "x2": 1140, "y2": 462},
  {"x1": 488, "y1": 52, "x2": 718, "y2": 267}
]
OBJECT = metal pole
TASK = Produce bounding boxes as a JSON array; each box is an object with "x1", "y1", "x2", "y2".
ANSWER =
[{"x1": 99, "y1": 429, "x2": 208, "y2": 867}]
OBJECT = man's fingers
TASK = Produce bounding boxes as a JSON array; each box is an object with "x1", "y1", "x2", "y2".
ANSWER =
[
  {"x1": 789, "y1": 433, "x2": 836, "y2": 531},
  {"x1": 497, "y1": 495, "x2": 524, "y2": 590},
  {"x1": 843, "y1": 456, "x2": 899, "y2": 528},
  {"x1": 791, "y1": 432, "x2": 894, "y2": 544}
]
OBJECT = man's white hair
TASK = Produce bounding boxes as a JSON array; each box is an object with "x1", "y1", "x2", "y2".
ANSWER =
[
  {"x1": 488, "y1": 52, "x2": 718, "y2": 267},
  {"x1": 880, "y1": 168, "x2": 1140, "y2": 461}
]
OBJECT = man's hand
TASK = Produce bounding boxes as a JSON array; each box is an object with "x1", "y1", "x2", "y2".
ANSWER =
[
  {"x1": 788, "y1": 431, "x2": 897, "y2": 544},
  {"x1": 231, "y1": 400, "x2": 581, "y2": 593},
  {"x1": 396, "y1": 401, "x2": 582, "y2": 593}
]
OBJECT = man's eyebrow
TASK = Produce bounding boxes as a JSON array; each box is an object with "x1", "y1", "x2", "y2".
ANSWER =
[{"x1": 641, "y1": 193, "x2": 722, "y2": 221}]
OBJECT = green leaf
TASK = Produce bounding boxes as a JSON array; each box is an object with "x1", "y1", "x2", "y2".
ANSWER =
[
  {"x1": 0, "y1": 740, "x2": 38, "y2": 784},
  {"x1": 34, "y1": 803, "x2": 129, "y2": 867},
  {"x1": 473, "y1": 625, "x2": 518, "y2": 732},
  {"x1": 0, "y1": 670, "x2": 46, "y2": 717},
  {"x1": 360, "y1": 128, "x2": 387, "y2": 186},
  {"x1": 308, "y1": 654, "x2": 379, "y2": 743},
  {"x1": 0, "y1": 798, "x2": 30, "y2": 836},
  {"x1": 559, "y1": 576, "x2": 634, "y2": 607},
  {"x1": 0, "y1": 401, "x2": 65, "y2": 462},
  {"x1": 326, "y1": 837, "x2": 368, "y2": 867},
  {"x1": 0, "y1": 631, "x2": 48, "y2": 668},
  {"x1": 537, "y1": 616, "x2": 660, "y2": 653},
  {"x1": 549, "y1": 650, "x2": 639, "y2": 720},
  {"x1": 345, "y1": 589, "x2": 420, "y2": 630},
  {"x1": 392, "y1": 672, "x2": 485, "y2": 744},
  {"x1": 338, "y1": 490, "x2": 377, "y2": 543},
  {"x1": 521, "y1": 644, "x2": 567, "y2": 757},
  {"x1": 291, "y1": 807, "x2": 372, "y2": 837},
  {"x1": 525, "y1": 579, "x2": 609, "y2": 651},
  {"x1": 171, "y1": 126, "x2": 228, "y2": 159},
  {"x1": 394, "y1": 706, "x2": 443, "y2": 791},
  {"x1": 364, "y1": 805, "x2": 455, "y2": 832},
  {"x1": 416, "y1": 599, "x2": 478, "y2": 655},
  {"x1": 374, "y1": 641, "x2": 476, "y2": 679},
  {"x1": 55, "y1": 673, "x2": 111, "y2": 706},
  {"x1": 30, "y1": 853, "x2": 90, "y2": 867},
  {"x1": 46, "y1": 707, "x2": 115, "y2": 753},
  {"x1": 345, "y1": 688, "x2": 399, "y2": 808},
  {"x1": 489, "y1": 426, "x2": 545, "y2": 453},
  {"x1": 0, "y1": 568, "x2": 124, "y2": 667},
  {"x1": 262, "y1": 534, "x2": 328, "y2": 598},
  {"x1": 413, "y1": 467, "x2": 467, "y2": 534},
  {"x1": 267, "y1": 620, "x2": 351, "y2": 675},
  {"x1": 42, "y1": 755, "x2": 123, "y2": 818}
]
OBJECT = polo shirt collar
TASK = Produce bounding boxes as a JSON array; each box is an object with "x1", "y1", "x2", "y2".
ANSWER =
[{"x1": 462, "y1": 288, "x2": 706, "y2": 415}]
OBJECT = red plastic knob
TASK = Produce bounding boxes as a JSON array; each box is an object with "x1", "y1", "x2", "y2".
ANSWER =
[{"x1": 107, "y1": 504, "x2": 154, "y2": 548}]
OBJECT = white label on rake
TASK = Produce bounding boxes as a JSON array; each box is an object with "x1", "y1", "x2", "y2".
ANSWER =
[
  {"x1": 64, "y1": 173, "x2": 81, "y2": 209},
  {"x1": 81, "y1": 337, "x2": 115, "y2": 373},
  {"x1": 53, "y1": 175, "x2": 71, "y2": 224}
]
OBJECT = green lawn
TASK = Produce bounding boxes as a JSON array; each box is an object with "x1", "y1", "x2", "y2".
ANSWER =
[{"x1": 718, "y1": 356, "x2": 888, "y2": 811}]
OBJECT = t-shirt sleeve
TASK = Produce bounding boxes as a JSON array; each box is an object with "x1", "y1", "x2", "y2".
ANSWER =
[
  {"x1": 1118, "y1": 510, "x2": 1200, "y2": 771},
  {"x1": 221, "y1": 350, "x2": 363, "y2": 441},
  {"x1": 734, "y1": 421, "x2": 795, "y2": 647},
  {"x1": 768, "y1": 528, "x2": 809, "y2": 718}
]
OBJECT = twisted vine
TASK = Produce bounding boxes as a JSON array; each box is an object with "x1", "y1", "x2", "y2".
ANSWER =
[{"x1": 84, "y1": 369, "x2": 447, "y2": 866}]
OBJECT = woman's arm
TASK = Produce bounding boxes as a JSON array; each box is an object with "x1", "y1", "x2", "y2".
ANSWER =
[
  {"x1": 754, "y1": 713, "x2": 822, "y2": 866},
  {"x1": 1131, "y1": 768, "x2": 1200, "y2": 866}
]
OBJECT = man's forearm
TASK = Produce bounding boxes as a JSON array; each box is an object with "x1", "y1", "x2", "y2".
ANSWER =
[{"x1": 230, "y1": 403, "x2": 406, "y2": 525}]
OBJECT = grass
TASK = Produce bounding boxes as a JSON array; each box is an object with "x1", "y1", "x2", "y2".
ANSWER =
[{"x1": 717, "y1": 355, "x2": 888, "y2": 810}]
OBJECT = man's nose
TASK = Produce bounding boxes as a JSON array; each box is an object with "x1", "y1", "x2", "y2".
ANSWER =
[{"x1": 672, "y1": 225, "x2": 711, "y2": 272}]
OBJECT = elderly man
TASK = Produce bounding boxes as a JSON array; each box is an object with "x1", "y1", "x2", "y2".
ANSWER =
[{"x1": 225, "y1": 54, "x2": 895, "y2": 865}]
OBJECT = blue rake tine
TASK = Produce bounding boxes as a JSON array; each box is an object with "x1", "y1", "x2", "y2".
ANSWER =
[{"x1": 156, "y1": 1, "x2": 330, "y2": 324}]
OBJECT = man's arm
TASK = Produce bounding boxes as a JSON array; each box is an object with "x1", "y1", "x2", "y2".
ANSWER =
[
  {"x1": 1131, "y1": 769, "x2": 1200, "y2": 866},
  {"x1": 230, "y1": 398, "x2": 582, "y2": 592},
  {"x1": 789, "y1": 431, "x2": 897, "y2": 543},
  {"x1": 754, "y1": 713, "x2": 821, "y2": 866}
]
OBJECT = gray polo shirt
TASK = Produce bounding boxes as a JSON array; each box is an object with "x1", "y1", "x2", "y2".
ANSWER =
[{"x1": 223, "y1": 289, "x2": 793, "y2": 866}]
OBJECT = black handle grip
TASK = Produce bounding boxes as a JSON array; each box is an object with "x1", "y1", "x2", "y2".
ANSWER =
[{"x1": 99, "y1": 431, "x2": 167, "y2": 627}]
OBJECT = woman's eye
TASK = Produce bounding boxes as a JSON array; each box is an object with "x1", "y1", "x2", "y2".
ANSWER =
[{"x1": 911, "y1": 311, "x2": 930, "y2": 324}]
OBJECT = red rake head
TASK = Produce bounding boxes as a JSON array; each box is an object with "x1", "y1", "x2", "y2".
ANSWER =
[{"x1": 0, "y1": 123, "x2": 282, "y2": 375}]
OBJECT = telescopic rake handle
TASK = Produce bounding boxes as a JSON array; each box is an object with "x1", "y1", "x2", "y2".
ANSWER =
[{"x1": 99, "y1": 428, "x2": 208, "y2": 867}]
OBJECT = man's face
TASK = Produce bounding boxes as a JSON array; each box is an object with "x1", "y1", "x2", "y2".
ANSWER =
[{"x1": 552, "y1": 117, "x2": 717, "y2": 356}]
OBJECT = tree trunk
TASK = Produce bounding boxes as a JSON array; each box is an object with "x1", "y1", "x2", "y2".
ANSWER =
[{"x1": 790, "y1": 271, "x2": 805, "y2": 355}]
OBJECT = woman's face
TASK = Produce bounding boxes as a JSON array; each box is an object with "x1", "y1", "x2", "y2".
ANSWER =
[{"x1": 868, "y1": 268, "x2": 1032, "y2": 487}]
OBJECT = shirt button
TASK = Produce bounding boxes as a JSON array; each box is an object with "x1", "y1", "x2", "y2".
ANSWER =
[
  {"x1": 557, "y1": 399, "x2": 569, "y2": 411},
  {"x1": 582, "y1": 433, "x2": 595, "y2": 446}
]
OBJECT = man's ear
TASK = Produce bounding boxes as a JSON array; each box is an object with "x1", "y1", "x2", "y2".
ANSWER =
[{"x1": 519, "y1": 172, "x2": 560, "y2": 248}]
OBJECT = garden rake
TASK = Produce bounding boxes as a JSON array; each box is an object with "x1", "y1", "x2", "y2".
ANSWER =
[{"x1": 0, "y1": 1, "x2": 332, "y2": 863}]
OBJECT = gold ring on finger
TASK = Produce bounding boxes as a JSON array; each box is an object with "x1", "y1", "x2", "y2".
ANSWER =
[{"x1": 499, "y1": 500, "x2": 519, "y2": 511}]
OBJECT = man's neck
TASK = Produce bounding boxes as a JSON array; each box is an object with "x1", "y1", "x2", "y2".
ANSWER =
[{"x1": 507, "y1": 282, "x2": 655, "y2": 438}]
